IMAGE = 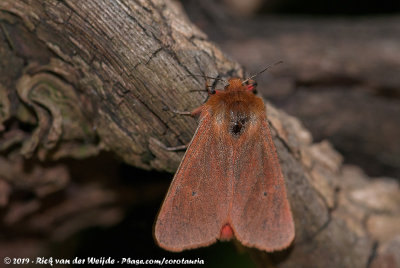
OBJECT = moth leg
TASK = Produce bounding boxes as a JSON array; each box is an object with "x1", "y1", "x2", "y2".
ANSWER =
[
  {"x1": 171, "y1": 110, "x2": 192, "y2": 116},
  {"x1": 204, "y1": 74, "x2": 220, "y2": 95},
  {"x1": 159, "y1": 106, "x2": 203, "y2": 152},
  {"x1": 163, "y1": 144, "x2": 188, "y2": 151},
  {"x1": 205, "y1": 77, "x2": 213, "y2": 95},
  {"x1": 168, "y1": 105, "x2": 202, "y2": 117},
  {"x1": 151, "y1": 137, "x2": 188, "y2": 152},
  {"x1": 157, "y1": 140, "x2": 188, "y2": 151},
  {"x1": 188, "y1": 77, "x2": 217, "y2": 94},
  {"x1": 190, "y1": 73, "x2": 219, "y2": 95},
  {"x1": 162, "y1": 106, "x2": 203, "y2": 151},
  {"x1": 168, "y1": 74, "x2": 215, "y2": 116},
  {"x1": 163, "y1": 106, "x2": 193, "y2": 116},
  {"x1": 190, "y1": 106, "x2": 203, "y2": 116}
]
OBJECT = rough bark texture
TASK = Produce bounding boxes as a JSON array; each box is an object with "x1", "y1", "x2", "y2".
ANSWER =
[{"x1": 0, "y1": 1, "x2": 399, "y2": 268}]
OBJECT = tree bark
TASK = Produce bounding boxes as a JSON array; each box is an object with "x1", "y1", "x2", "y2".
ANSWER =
[{"x1": 0, "y1": 1, "x2": 399, "y2": 268}]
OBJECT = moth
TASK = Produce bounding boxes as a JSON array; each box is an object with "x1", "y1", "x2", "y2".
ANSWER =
[{"x1": 154, "y1": 64, "x2": 294, "y2": 252}]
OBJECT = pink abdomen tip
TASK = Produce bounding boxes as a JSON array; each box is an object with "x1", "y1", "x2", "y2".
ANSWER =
[{"x1": 220, "y1": 224, "x2": 234, "y2": 241}]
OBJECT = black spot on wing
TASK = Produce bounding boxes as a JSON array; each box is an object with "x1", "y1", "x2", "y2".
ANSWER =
[{"x1": 229, "y1": 112, "x2": 249, "y2": 137}]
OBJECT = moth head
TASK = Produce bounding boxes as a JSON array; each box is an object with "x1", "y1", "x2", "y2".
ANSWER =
[
  {"x1": 224, "y1": 78, "x2": 257, "y2": 93},
  {"x1": 224, "y1": 78, "x2": 242, "y2": 91},
  {"x1": 243, "y1": 79, "x2": 257, "y2": 93}
]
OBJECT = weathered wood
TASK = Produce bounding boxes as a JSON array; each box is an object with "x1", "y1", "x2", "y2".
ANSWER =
[
  {"x1": 0, "y1": 1, "x2": 399, "y2": 267},
  {"x1": 0, "y1": 0, "x2": 242, "y2": 169}
]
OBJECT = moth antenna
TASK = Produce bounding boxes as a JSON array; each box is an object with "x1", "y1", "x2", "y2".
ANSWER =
[{"x1": 242, "y1": 61, "x2": 283, "y2": 85}]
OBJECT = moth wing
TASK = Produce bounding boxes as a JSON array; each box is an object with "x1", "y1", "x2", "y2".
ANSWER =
[
  {"x1": 231, "y1": 120, "x2": 294, "y2": 251},
  {"x1": 154, "y1": 110, "x2": 231, "y2": 252}
]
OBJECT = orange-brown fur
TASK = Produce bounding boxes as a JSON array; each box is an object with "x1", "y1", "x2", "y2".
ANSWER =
[
  {"x1": 154, "y1": 77, "x2": 294, "y2": 253},
  {"x1": 205, "y1": 78, "x2": 265, "y2": 118}
]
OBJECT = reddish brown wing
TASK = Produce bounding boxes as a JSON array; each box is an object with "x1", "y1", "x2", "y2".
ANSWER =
[
  {"x1": 231, "y1": 120, "x2": 294, "y2": 252},
  {"x1": 154, "y1": 109, "x2": 232, "y2": 252}
]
